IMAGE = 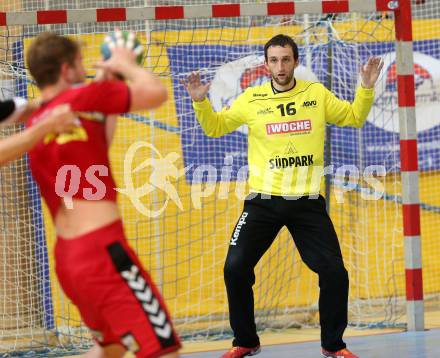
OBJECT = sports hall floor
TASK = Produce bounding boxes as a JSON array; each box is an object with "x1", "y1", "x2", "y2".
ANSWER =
[
  {"x1": 55, "y1": 310, "x2": 440, "y2": 357},
  {"x1": 183, "y1": 329, "x2": 440, "y2": 357}
]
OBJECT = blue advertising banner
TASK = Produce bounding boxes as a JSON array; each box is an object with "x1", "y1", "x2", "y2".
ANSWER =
[{"x1": 168, "y1": 39, "x2": 440, "y2": 182}]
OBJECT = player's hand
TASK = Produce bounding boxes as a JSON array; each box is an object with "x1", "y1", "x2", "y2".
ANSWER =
[
  {"x1": 95, "y1": 31, "x2": 143, "y2": 77},
  {"x1": 95, "y1": 68, "x2": 121, "y2": 81},
  {"x1": 181, "y1": 72, "x2": 210, "y2": 102},
  {"x1": 44, "y1": 104, "x2": 80, "y2": 134},
  {"x1": 360, "y1": 56, "x2": 384, "y2": 89},
  {"x1": 96, "y1": 46, "x2": 138, "y2": 75}
]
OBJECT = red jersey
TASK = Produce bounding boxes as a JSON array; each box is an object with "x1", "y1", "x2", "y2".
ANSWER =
[{"x1": 26, "y1": 80, "x2": 130, "y2": 217}]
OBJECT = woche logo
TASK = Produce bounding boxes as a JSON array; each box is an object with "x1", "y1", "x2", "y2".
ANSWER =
[{"x1": 266, "y1": 119, "x2": 312, "y2": 135}]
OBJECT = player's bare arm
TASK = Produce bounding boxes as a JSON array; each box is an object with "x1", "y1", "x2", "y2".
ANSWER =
[
  {"x1": 96, "y1": 44, "x2": 167, "y2": 111},
  {"x1": 0, "y1": 104, "x2": 77, "y2": 166},
  {"x1": 105, "y1": 115, "x2": 118, "y2": 145}
]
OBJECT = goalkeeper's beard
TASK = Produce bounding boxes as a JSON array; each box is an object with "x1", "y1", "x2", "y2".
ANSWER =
[{"x1": 272, "y1": 71, "x2": 294, "y2": 87}]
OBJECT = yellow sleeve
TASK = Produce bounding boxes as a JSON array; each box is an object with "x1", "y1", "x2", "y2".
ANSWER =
[
  {"x1": 192, "y1": 93, "x2": 247, "y2": 138},
  {"x1": 324, "y1": 85, "x2": 375, "y2": 128}
]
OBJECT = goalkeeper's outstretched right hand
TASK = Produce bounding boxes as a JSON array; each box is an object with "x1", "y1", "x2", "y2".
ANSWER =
[{"x1": 181, "y1": 71, "x2": 210, "y2": 102}]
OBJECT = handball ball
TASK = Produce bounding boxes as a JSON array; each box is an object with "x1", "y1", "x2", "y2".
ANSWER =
[{"x1": 101, "y1": 30, "x2": 144, "y2": 64}]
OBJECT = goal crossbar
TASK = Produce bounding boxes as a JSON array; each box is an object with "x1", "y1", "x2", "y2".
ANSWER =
[{"x1": 0, "y1": 1, "x2": 400, "y2": 26}]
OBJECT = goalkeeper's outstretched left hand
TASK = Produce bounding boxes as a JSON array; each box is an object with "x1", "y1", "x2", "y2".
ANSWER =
[{"x1": 360, "y1": 56, "x2": 384, "y2": 89}]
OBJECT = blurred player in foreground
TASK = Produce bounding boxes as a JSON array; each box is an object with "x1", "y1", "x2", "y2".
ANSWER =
[{"x1": 25, "y1": 31, "x2": 181, "y2": 358}]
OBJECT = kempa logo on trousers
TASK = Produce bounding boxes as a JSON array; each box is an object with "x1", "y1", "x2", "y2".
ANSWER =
[
  {"x1": 121, "y1": 265, "x2": 172, "y2": 339},
  {"x1": 230, "y1": 212, "x2": 249, "y2": 246}
]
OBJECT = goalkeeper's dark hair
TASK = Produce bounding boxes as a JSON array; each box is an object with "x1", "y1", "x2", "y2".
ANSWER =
[
  {"x1": 264, "y1": 34, "x2": 299, "y2": 62},
  {"x1": 27, "y1": 32, "x2": 80, "y2": 88}
]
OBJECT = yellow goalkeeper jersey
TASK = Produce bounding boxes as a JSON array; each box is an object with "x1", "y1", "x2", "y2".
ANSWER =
[{"x1": 193, "y1": 79, "x2": 374, "y2": 196}]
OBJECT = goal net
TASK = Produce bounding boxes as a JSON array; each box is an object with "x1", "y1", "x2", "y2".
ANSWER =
[{"x1": 0, "y1": 0, "x2": 439, "y2": 356}]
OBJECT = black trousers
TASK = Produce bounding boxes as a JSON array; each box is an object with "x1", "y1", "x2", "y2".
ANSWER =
[{"x1": 224, "y1": 194, "x2": 348, "y2": 351}]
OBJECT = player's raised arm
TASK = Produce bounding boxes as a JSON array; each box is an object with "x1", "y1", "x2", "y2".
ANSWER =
[
  {"x1": 96, "y1": 41, "x2": 167, "y2": 112},
  {"x1": 0, "y1": 104, "x2": 77, "y2": 166},
  {"x1": 325, "y1": 56, "x2": 383, "y2": 128},
  {"x1": 182, "y1": 71, "x2": 247, "y2": 138}
]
